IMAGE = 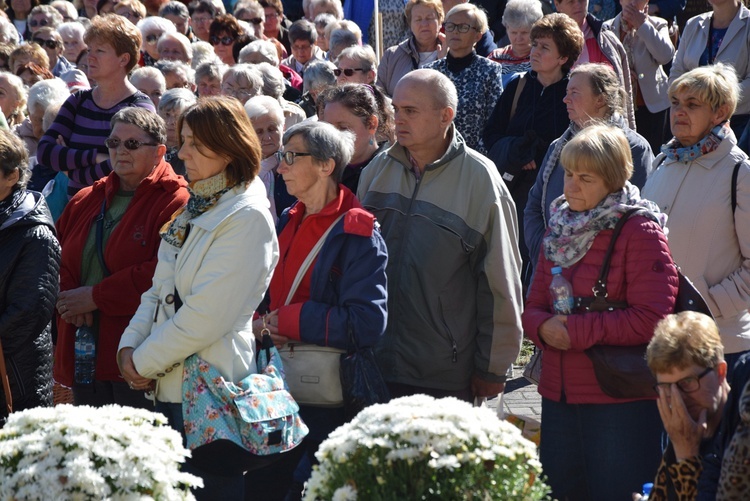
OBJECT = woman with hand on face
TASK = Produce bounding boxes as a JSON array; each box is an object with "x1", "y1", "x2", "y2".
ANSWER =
[
  {"x1": 604, "y1": 0, "x2": 674, "y2": 152},
  {"x1": 643, "y1": 64, "x2": 750, "y2": 373},
  {"x1": 54, "y1": 107, "x2": 188, "y2": 410},
  {"x1": 37, "y1": 15, "x2": 155, "y2": 199},
  {"x1": 523, "y1": 124, "x2": 677, "y2": 501}
]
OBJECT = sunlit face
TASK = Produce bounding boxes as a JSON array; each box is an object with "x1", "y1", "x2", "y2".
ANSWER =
[
  {"x1": 263, "y1": 7, "x2": 281, "y2": 37},
  {"x1": 251, "y1": 114, "x2": 283, "y2": 159},
  {"x1": 191, "y1": 12, "x2": 213, "y2": 41},
  {"x1": 323, "y1": 101, "x2": 377, "y2": 162},
  {"x1": 178, "y1": 122, "x2": 229, "y2": 181},
  {"x1": 655, "y1": 364, "x2": 724, "y2": 422},
  {"x1": 555, "y1": 0, "x2": 589, "y2": 26},
  {"x1": 114, "y1": 6, "x2": 144, "y2": 25},
  {"x1": 19, "y1": 68, "x2": 44, "y2": 88},
  {"x1": 291, "y1": 39, "x2": 314, "y2": 64},
  {"x1": 32, "y1": 33, "x2": 62, "y2": 66},
  {"x1": 529, "y1": 36, "x2": 566, "y2": 78},
  {"x1": 142, "y1": 30, "x2": 166, "y2": 59},
  {"x1": 108, "y1": 121, "x2": 163, "y2": 190},
  {"x1": 158, "y1": 107, "x2": 184, "y2": 148},
  {"x1": 164, "y1": 70, "x2": 192, "y2": 90},
  {"x1": 211, "y1": 30, "x2": 236, "y2": 65},
  {"x1": 158, "y1": 38, "x2": 189, "y2": 63},
  {"x1": 197, "y1": 75, "x2": 221, "y2": 96},
  {"x1": 563, "y1": 167, "x2": 611, "y2": 211},
  {"x1": 29, "y1": 104, "x2": 45, "y2": 139},
  {"x1": 238, "y1": 9, "x2": 264, "y2": 37},
  {"x1": 392, "y1": 79, "x2": 450, "y2": 151},
  {"x1": 563, "y1": 72, "x2": 608, "y2": 126},
  {"x1": 86, "y1": 40, "x2": 128, "y2": 80},
  {"x1": 409, "y1": 4, "x2": 440, "y2": 49},
  {"x1": 133, "y1": 75, "x2": 165, "y2": 108},
  {"x1": 670, "y1": 89, "x2": 727, "y2": 147},
  {"x1": 11, "y1": 0, "x2": 31, "y2": 16},
  {"x1": 278, "y1": 134, "x2": 324, "y2": 199},
  {"x1": 29, "y1": 13, "x2": 54, "y2": 35},
  {"x1": 61, "y1": 31, "x2": 86, "y2": 63},
  {"x1": 164, "y1": 13, "x2": 190, "y2": 35},
  {"x1": 507, "y1": 26, "x2": 532, "y2": 56},
  {"x1": 221, "y1": 73, "x2": 256, "y2": 105},
  {"x1": 315, "y1": 25, "x2": 329, "y2": 51},
  {"x1": 335, "y1": 56, "x2": 373, "y2": 85},
  {"x1": 0, "y1": 75, "x2": 22, "y2": 120},
  {"x1": 444, "y1": 11, "x2": 483, "y2": 58}
]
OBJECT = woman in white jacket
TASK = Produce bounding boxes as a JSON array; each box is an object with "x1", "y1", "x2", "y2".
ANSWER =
[{"x1": 116, "y1": 96, "x2": 279, "y2": 500}]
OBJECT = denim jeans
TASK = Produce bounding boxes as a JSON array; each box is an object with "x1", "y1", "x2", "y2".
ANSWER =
[
  {"x1": 540, "y1": 397, "x2": 664, "y2": 501},
  {"x1": 155, "y1": 401, "x2": 245, "y2": 501}
]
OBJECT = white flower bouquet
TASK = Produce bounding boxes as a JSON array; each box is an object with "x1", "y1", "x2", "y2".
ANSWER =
[
  {"x1": 0, "y1": 404, "x2": 202, "y2": 500},
  {"x1": 305, "y1": 395, "x2": 549, "y2": 500}
]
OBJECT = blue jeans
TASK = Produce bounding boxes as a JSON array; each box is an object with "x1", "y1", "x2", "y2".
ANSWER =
[
  {"x1": 155, "y1": 401, "x2": 245, "y2": 501},
  {"x1": 540, "y1": 397, "x2": 664, "y2": 501}
]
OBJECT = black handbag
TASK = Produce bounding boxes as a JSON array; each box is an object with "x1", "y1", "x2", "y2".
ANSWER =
[
  {"x1": 340, "y1": 325, "x2": 390, "y2": 422},
  {"x1": 582, "y1": 208, "x2": 713, "y2": 399}
]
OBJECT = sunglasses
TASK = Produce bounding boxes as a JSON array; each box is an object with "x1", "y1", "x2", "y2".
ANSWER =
[
  {"x1": 146, "y1": 33, "x2": 161, "y2": 44},
  {"x1": 210, "y1": 35, "x2": 235, "y2": 46},
  {"x1": 29, "y1": 19, "x2": 49, "y2": 28},
  {"x1": 33, "y1": 38, "x2": 59, "y2": 49},
  {"x1": 105, "y1": 138, "x2": 159, "y2": 150},
  {"x1": 245, "y1": 17, "x2": 263, "y2": 25},
  {"x1": 334, "y1": 68, "x2": 365, "y2": 77},
  {"x1": 281, "y1": 151, "x2": 311, "y2": 165}
]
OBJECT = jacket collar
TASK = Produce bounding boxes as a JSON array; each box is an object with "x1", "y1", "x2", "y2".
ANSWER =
[
  {"x1": 190, "y1": 176, "x2": 270, "y2": 232},
  {"x1": 96, "y1": 157, "x2": 186, "y2": 203},
  {"x1": 386, "y1": 124, "x2": 466, "y2": 174},
  {"x1": 690, "y1": 130, "x2": 742, "y2": 171}
]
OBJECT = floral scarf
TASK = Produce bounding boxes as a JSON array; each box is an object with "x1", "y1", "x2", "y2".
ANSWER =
[
  {"x1": 661, "y1": 122, "x2": 731, "y2": 162},
  {"x1": 543, "y1": 182, "x2": 667, "y2": 268},
  {"x1": 160, "y1": 171, "x2": 233, "y2": 248}
]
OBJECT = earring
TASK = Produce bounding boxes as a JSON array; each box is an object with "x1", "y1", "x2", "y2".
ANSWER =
[{"x1": 369, "y1": 137, "x2": 375, "y2": 146}]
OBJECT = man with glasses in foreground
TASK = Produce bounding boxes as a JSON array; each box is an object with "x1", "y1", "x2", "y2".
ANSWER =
[{"x1": 645, "y1": 311, "x2": 750, "y2": 500}]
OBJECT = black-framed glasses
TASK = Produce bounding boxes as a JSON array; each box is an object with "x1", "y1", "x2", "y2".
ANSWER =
[
  {"x1": 281, "y1": 151, "x2": 312, "y2": 165},
  {"x1": 444, "y1": 22, "x2": 479, "y2": 33},
  {"x1": 653, "y1": 367, "x2": 714, "y2": 395},
  {"x1": 104, "y1": 138, "x2": 159, "y2": 150},
  {"x1": 334, "y1": 68, "x2": 365, "y2": 77},
  {"x1": 32, "y1": 38, "x2": 59, "y2": 49},
  {"x1": 29, "y1": 19, "x2": 49, "y2": 28},
  {"x1": 210, "y1": 35, "x2": 235, "y2": 46}
]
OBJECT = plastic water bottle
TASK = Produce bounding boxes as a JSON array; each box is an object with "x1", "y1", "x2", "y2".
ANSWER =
[
  {"x1": 641, "y1": 482, "x2": 653, "y2": 501},
  {"x1": 549, "y1": 266, "x2": 574, "y2": 314},
  {"x1": 74, "y1": 325, "x2": 96, "y2": 384}
]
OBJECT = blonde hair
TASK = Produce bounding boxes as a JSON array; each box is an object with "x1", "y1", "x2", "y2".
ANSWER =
[
  {"x1": 445, "y1": 3, "x2": 488, "y2": 34},
  {"x1": 560, "y1": 124, "x2": 633, "y2": 192},
  {"x1": 405, "y1": 0, "x2": 444, "y2": 24},
  {"x1": 669, "y1": 63, "x2": 739, "y2": 118},
  {"x1": 647, "y1": 312, "x2": 724, "y2": 374}
]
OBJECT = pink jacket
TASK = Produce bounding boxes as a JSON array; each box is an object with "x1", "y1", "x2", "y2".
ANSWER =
[{"x1": 522, "y1": 215, "x2": 679, "y2": 404}]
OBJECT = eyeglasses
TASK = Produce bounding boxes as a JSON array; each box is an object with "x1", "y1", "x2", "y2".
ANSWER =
[
  {"x1": 222, "y1": 86, "x2": 254, "y2": 97},
  {"x1": 245, "y1": 17, "x2": 263, "y2": 25},
  {"x1": 33, "y1": 38, "x2": 59, "y2": 49},
  {"x1": 29, "y1": 19, "x2": 49, "y2": 28},
  {"x1": 210, "y1": 35, "x2": 235, "y2": 46},
  {"x1": 281, "y1": 151, "x2": 311, "y2": 165},
  {"x1": 334, "y1": 68, "x2": 365, "y2": 77},
  {"x1": 146, "y1": 33, "x2": 162, "y2": 44},
  {"x1": 192, "y1": 16, "x2": 213, "y2": 25},
  {"x1": 444, "y1": 22, "x2": 479, "y2": 33},
  {"x1": 105, "y1": 138, "x2": 159, "y2": 150},
  {"x1": 265, "y1": 12, "x2": 279, "y2": 19},
  {"x1": 653, "y1": 367, "x2": 714, "y2": 395}
]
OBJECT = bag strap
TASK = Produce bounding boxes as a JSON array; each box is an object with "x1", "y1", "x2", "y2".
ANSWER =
[
  {"x1": 731, "y1": 161, "x2": 742, "y2": 217},
  {"x1": 284, "y1": 213, "x2": 345, "y2": 306},
  {"x1": 594, "y1": 207, "x2": 645, "y2": 297},
  {"x1": 0, "y1": 337, "x2": 12, "y2": 416},
  {"x1": 509, "y1": 73, "x2": 527, "y2": 123},
  {"x1": 95, "y1": 198, "x2": 111, "y2": 277}
]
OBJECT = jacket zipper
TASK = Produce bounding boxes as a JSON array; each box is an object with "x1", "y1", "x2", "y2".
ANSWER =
[{"x1": 438, "y1": 298, "x2": 459, "y2": 362}]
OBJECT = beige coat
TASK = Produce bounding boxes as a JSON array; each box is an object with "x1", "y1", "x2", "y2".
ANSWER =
[{"x1": 642, "y1": 133, "x2": 750, "y2": 353}]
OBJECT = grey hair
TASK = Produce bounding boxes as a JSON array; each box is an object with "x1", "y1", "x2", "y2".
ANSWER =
[
  {"x1": 158, "y1": 87, "x2": 197, "y2": 114},
  {"x1": 195, "y1": 60, "x2": 227, "y2": 81},
  {"x1": 56, "y1": 21, "x2": 85, "y2": 41},
  {"x1": 27, "y1": 78, "x2": 69, "y2": 115},
  {"x1": 502, "y1": 0, "x2": 543, "y2": 29},
  {"x1": 336, "y1": 45, "x2": 377, "y2": 73},
  {"x1": 0, "y1": 18, "x2": 19, "y2": 45},
  {"x1": 28, "y1": 6, "x2": 64, "y2": 28},
  {"x1": 289, "y1": 19, "x2": 317, "y2": 44},
  {"x1": 159, "y1": 1, "x2": 190, "y2": 19},
  {"x1": 0, "y1": 129, "x2": 30, "y2": 191},
  {"x1": 158, "y1": 32, "x2": 193, "y2": 61},
  {"x1": 191, "y1": 41, "x2": 221, "y2": 68},
  {"x1": 254, "y1": 62, "x2": 286, "y2": 99},
  {"x1": 130, "y1": 66, "x2": 167, "y2": 88},
  {"x1": 137, "y1": 16, "x2": 177, "y2": 37},
  {"x1": 314, "y1": 12, "x2": 337, "y2": 29},
  {"x1": 569, "y1": 63, "x2": 625, "y2": 117},
  {"x1": 111, "y1": 107, "x2": 167, "y2": 145},
  {"x1": 245, "y1": 95, "x2": 285, "y2": 124},
  {"x1": 302, "y1": 59, "x2": 336, "y2": 94},
  {"x1": 328, "y1": 28, "x2": 358, "y2": 58},
  {"x1": 446, "y1": 3, "x2": 489, "y2": 34},
  {"x1": 223, "y1": 63, "x2": 264, "y2": 95},
  {"x1": 51, "y1": 0, "x2": 78, "y2": 20},
  {"x1": 283, "y1": 121, "x2": 355, "y2": 182},
  {"x1": 310, "y1": 0, "x2": 343, "y2": 19},
  {"x1": 238, "y1": 40, "x2": 279, "y2": 66},
  {"x1": 155, "y1": 59, "x2": 196, "y2": 85}
]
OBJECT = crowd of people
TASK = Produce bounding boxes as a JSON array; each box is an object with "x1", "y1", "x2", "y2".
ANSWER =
[{"x1": 0, "y1": 0, "x2": 750, "y2": 499}]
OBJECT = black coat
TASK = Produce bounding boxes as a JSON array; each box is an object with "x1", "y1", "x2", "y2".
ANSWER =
[{"x1": 0, "y1": 191, "x2": 60, "y2": 419}]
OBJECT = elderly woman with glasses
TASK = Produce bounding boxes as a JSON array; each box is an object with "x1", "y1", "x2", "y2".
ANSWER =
[
  {"x1": 246, "y1": 119, "x2": 388, "y2": 499},
  {"x1": 32, "y1": 26, "x2": 72, "y2": 77},
  {"x1": 53, "y1": 107, "x2": 188, "y2": 411},
  {"x1": 221, "y1": 63, "x2": 263, "y2": 105},
  {"x1": 334, "y1": 44, "x2": 377, "y2": 85},
  {"x1": 209, "y1": 14, "x2": 244, "y2": 65},
  {"x1": 37, "y1": 15, "x2": 155, "y2": 199},
  {"x1": 137, "y1": 16, "x2": 177, "y2": 66}
]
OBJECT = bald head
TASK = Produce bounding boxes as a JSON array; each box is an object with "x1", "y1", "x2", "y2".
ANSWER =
[{"x1": 397, "y1": 69, "x2": 458, "y2": 113}]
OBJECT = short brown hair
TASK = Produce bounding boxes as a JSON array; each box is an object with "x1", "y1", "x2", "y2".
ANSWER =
[
  {"x1": 259, "y1": 0, "x2": 283, "y2": 15},
  {"x1": 405, "y1": 0, "x2": 444, "y2": 24},
  {"x1": 209, "y1": 13, "x2": 243, "y2": 40},
  {"x1": 84, "y1": 14, "x2": 141, "y2": 73},
  {"x1": 178, "y1": 96, "x2": 261, "y2": 186},
  {"x1": 9, "y1": 43, "x2": 49, "y2": 74},
  {"x1": 560, "y1": 124, "x2": 633, "y2": 192},
  {"x1": 647, "y1": 312, "x2": 724, "y2": 374},
  {"x1": 530, "y1": 13, "x2": 583, "y2": 74}
]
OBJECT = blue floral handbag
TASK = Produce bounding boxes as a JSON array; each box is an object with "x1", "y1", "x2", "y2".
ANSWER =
[{"x1": 182, "y1": 333, "x2": 308, "y2": 475}]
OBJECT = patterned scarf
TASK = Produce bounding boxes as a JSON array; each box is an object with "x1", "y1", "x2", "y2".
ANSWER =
[
  {"x1": 543, "y1": 183, "x2": 667, "y2": 268},
  {"x1": 661, "y1": 122, "x2": 731, "y2": 163},
  {"x1": 160, "y1": 171, "x2": 233, "y2": 248}
]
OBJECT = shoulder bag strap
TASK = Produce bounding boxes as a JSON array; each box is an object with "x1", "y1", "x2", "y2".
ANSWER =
[
  {"x1": 732, "y1": 161, "x2": 742, "y2": 217},
  {"x1": 95, "y1": 198, "x2": 111, "y2": 277},
  {"x1": 284, "y1": 213, "x2": 346, "y2": 306},
  {"x1": 594, "y1": 207, "x2": 645, "y2": 296},
  {"x1": 0, "y1": 338, "x2": 12, "y2": 415},
  {"x1": 509, "y1": 73, "x2": 527, "y2": 123}
]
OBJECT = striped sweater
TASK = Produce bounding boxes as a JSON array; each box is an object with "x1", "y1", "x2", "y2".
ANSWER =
[{"x1": 37, "y1": 89, "x2": 154, "y2": 198}]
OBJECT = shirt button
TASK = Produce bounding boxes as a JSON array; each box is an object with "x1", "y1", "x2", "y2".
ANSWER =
[
  {"x1": 157, "y1": 372, "x2": 166, "y2": 378},
  {"x1": 172, "y1": 362, "x2": 180, "y2": 368},
  {"x1": 166, "y1": 367, "x2": 173, "y2": 373}
]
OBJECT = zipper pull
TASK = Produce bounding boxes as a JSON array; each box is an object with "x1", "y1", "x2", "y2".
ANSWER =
[
  {"x1": 452, "y1": 340, "x2": 458, "y2": 363},
  {"x1": 153, "y1": 299, "x2": 162, "y2": 322}
]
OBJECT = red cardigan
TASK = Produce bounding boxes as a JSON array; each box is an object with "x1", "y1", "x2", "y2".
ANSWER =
[
  {"x1": 522, "y1": 215, "x2": 679, "y2": 404},
  {"x1": 54, "y1": 159, "x2": 189, "y2": 386}
]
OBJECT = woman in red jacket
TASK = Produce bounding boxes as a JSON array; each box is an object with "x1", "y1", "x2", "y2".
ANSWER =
[
  {"x1": 53, "y1": 107, "x2": 188, "y2": 408},
  {"x1": 522, "y1": 124, "x2": 678, "y2": 501}
]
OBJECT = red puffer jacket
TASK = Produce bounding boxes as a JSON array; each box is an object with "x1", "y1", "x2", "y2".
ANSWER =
[{"x1": 523, "y1": 215, "x2": 679, "y2": 404}]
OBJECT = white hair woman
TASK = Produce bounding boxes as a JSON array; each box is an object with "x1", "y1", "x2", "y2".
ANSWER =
[
  {"x1": 157, "y1": 87, "x2": 197, "y2": 177},
  {"x1": 56, "y1": 21, "x2": 86, "y2": 63},
  {"x1": 130, "y1": 66, "x2": 166, "y2": 108},
  {"x1": 157, "y1": 31, "x2": 193, "y2": 64},
  {"x1": 137, "y1": 16, "x2": 177, "y2": 66},
  {"x1": 489, "y1": 0, "x2": 543, "y2": 87}
]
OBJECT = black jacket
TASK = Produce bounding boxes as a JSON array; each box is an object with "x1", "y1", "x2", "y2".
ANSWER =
[{"x1": 0, "y1": 191, "x2": 60, "y2": 419}]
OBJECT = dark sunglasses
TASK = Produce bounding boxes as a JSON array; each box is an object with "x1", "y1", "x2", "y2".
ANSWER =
[
  {"x1": 209, "y1": 35, "x2": 235, "y2": 46},
  {"x1": 245, "y1": 17, "x2": 263, "y2": 25},
  {"x1": 334, "y1": 68, "x2": 365, "y2": 77},
  {"x1": 281, "y1": 151, "x2": 311, "y2": 165},
  {"x1": 146, "y1": 33, "x2": 161, "y2": 44},
  {"x1": 104, "y1": 138, "x2": 159, "y2": 150},
  {"x1": 29, "y1": 19, "x2": 49, "y2": 28},
  {"x1": 33, "y1": 38, "x2": 59, "y2": 49}
]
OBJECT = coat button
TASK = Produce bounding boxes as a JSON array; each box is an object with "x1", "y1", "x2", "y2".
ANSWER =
[
  {"x1": 165, "y1": 294, "x2": 175, "y2": 304},
  {"x1": 166, "y1": 367, "x2": 173, "y2": 373},
  {"x1": 157, "y1": 372, "x2": 165, "y2": 378},
  {"x1": 172, "y1": 362, "x2": 180, "y2": 368}
]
